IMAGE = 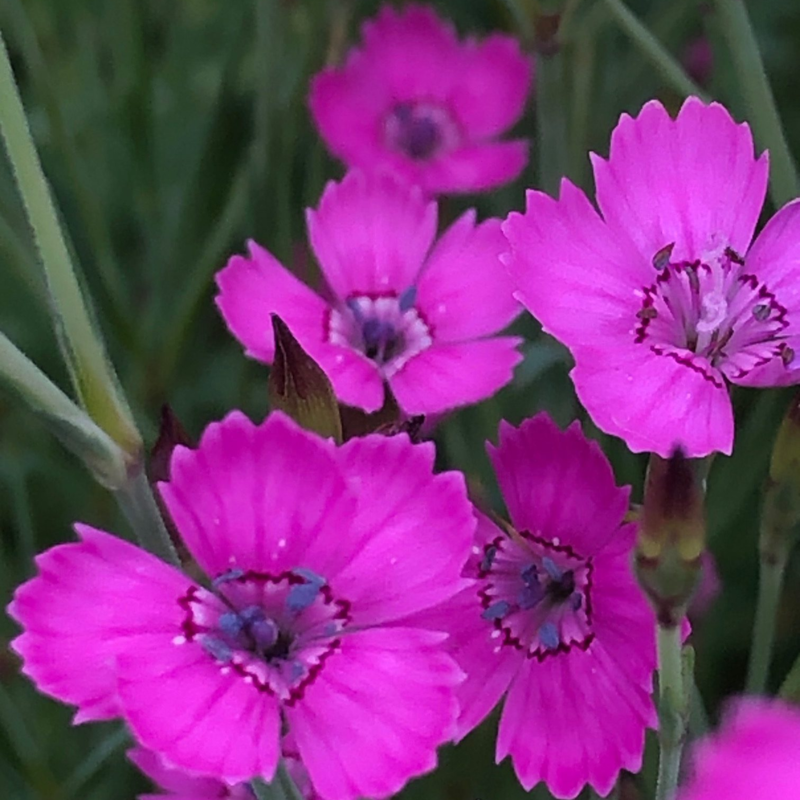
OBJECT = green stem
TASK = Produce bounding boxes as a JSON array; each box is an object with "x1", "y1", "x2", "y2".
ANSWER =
[
  {"x1": 600, "y1": 0, "x2": 707, "y2": 101},
  {"x1": 536, "y1": 48, "x2": 569, "y2": 195},
  {"x1": 712, "y1": 0, "x2": 799, "y2": 207},
  {"x1": 114, "y1": 466, "x2": 180, "y2": 566},
  {"x1": 251, "y1": 762, "x2": 304, "y2": 800},
  {"x1": 655, "y1": 623, "x2": 686, "y2": 800},
  {"x1": 0, "y1": 26, "x2": 140, "y2": 453},
  {"x1": 745, "y1": 548, "x2": 788, "y2": 693}
]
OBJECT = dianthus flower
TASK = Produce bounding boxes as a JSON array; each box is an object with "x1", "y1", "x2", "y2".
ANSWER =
[
  {"x1": 130, "y1": 738, "x2": 318, "y2": 800},
  {"x1": 503, "y1": 98, "x2": 800, "y2": 457},
  {"x1": 309, "y1": 4, "x2": 531, "y2": 196},
  {"x1": 216, "y1": 170, "x2": 522, "y2": 415},
  {"x1": 9, "y1": 412, "x2": 474, "y2": 800},
  {"x1": 680, "y1": 699, "x2": 800, "y2": 800},
  {"x1": 414, "y1": 414, "x2": 657, "y2": 798}
]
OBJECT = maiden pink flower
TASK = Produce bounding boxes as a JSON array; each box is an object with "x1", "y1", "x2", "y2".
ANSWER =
[
  {"x1": 9, "y1": 412, "x2": 474, "y2": 800},
  {"x1": 680, "y1": 699, "x2": 800, "y2": 799},
  {"x1": 415, "y1": 414, "x2": 657, "y2": 798},
  {"x1": 216, "y1": 170, "x2": 522, "y2": 415},
  {"x1": 309, "y1": 4, "x2": 531, "y2": 196},
  {"x1": 503, "y1": 98, "x2": 800, "y2": 457}
]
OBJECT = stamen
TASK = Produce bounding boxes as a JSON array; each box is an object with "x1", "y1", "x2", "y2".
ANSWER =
[
  {"x1": 518, "y1": 582, "x2": 544, "y2": 610},
  {"x1": 287, "y1": 582, "x2": 322, "y2": 613},
  {"x1": 752, "y1": 304, "x2": 770, "y2": 321},
  {"x1": 538, "y1": 621, "x2": 560, "y2": 649},
  {"x1": 201, "y1": 636, "x2": 233, "y2": 664},
  {"x1": 212, "y1": 568, "x2": 244, "y2": 588},
  {"x1": 480, "y1": 545, "x2": 498, "y2": 573},
  {"x1": 782, "y1": 345, "x2": 795, "y2": 367},
  {"x1": 520, "y1": 564, "x2": 538, "y2": 585},
  {"x1": 250, "y1": 617, "x2": 279, "y2": 651},
  {"x1": 542, "y1": 557, "x2": 562, "y2": 581},
  {"x1": 482, "y1": 600, "x2": 511, "y2": 620},
  {"x1": 218, "y1": 610, "x2": 246, "y2": 637},
  {"x1": 653, "y1": 243, "x2": 675, "y2": 270},
  {"x1": 398, "y1": 286, "x2": 417, "y2": 312}
]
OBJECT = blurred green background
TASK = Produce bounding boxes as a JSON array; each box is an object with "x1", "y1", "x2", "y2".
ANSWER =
[{"x1": 2, "y1": 0, "x2": 800, "y2": 797}]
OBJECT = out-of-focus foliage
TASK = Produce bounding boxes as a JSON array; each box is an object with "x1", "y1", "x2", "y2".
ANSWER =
[{"x1": 2, "y1": 0, "x2": 800, "y2": 797}]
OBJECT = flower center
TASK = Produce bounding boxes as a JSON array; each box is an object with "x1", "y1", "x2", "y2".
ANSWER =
[
  {"x1": 175, "y1": 568, "x2": 351, "y2": 704},
  {"x1": 634, "y1": 244, "x2": 793, "y2": 382},
  {"x1": 472, "y1": 530, "x2": 594, "y2": 660},
  {"x1": 327, "y1": 291, "x2": 433, "y2": 378},
  {"x1": 384, "y1": 101, "x2": 459, "y2": 161}
]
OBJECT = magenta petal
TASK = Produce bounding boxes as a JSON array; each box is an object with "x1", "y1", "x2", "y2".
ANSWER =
[
  {"x1": 488, "y1": 414, "x2": 629, "y2": 556},
  {"x1": 333, "y1": 433, "x2": 474, "y2": 626},
  {"x1": 159, "y1": 412, "x2": 361, "y2": 579},
  {"x1": 423, "y1": 140, "x2": 529, "y2": 195},
  {"x1": 118, "y1": 637, "x2": 281, "y2": 785},
  {"x1": 286, "y1": 627, "x2": 461, "y2": 800},
  {"x1": 359, "y1": 4, "x2": 461, "y2": 101},
  {"x1": 215, "y1": 240, "x2": 328, "y2": 364},
  {"x1": 416, "y1": 212, "x2": 520, "y2": 342},
  {"x1": 449, "y1": 34, "x2": 532, "y2": 139},
  {"x1": 313, "y1": 344, "x2": 385, "y2": 412},
  {"x1": 497, "y1": 646, "x2": 654, "y2": 798},
  {"x1": 307, "y1": 171, "x2": 437, "y2": 299},
  {"x1": 8, "y1": 526, "x2": 192, "y2": 723},
  {"x1": 129, "y1": 747, "x2": 227, "y2": 796},
  {"x1": 571, "y1": 345, "x2": 733, "y2": 457},
  {"x1": 390, "y1": 337, "x2": 522, "y2": 415},
  {"x1": 592, "y1": 98, "x2": 768, "y2": 263},
  {"x1": 503, "y1": 180, "x2": 648, "y2": 352}
]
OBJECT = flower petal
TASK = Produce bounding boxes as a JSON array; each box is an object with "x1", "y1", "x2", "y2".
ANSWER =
[
  {"x1": 592, "y1": 98, "x2": 768, "y2": 263},
  {"x1": 389, "y1": 337, "x2": 522, "y2": 415},
  {"x1": 215, "y1": 240, "x2": 328, "y2": 364},
  {"x1": 129, "y1": 747, "x2": 227, "y2": 796},
  {"x1": 118, "y1": 634, "x2": 281, "y2": 785},
  {"x1": 307, "y1": 171, "x2": 437, "y2": 300},
  {"x1": 416, "y1": 212, "x2": 520, "y2": 342},
  {"x1": 8, "y1": 526, "x2": 192, "y2": 724},
  {"x1": 286, "y1": 627, "x2": 461, "y2": 800},
  {"x1": 332, "y1": 433, "x2": 474, "y2": 626},
  {"x1": 160, "y1": 412, "x2": 361, "y2": 579},
  {"x1": 502, "y1": 180, "x2": 648, "y2": 352},
  {"x1": 571, "y1": 344, "x2": 733, "y2": 457},
  {"x1": 423, "y1": 140, "x2": 529, "y2": 195},
  {"x1": 449, "y1": 34, "x2": 532, "y2": 139},
  {"x1": 488, "y1": 414, "x2": 629, "y2": 556}
]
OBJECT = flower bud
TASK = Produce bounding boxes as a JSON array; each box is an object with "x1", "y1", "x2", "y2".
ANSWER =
[
  {"x1": 635, "y1": 448, "x2": 706, "y2": 626},
  {"x1": 268, "y1": 315, "x2": 342, "y2": 443}
]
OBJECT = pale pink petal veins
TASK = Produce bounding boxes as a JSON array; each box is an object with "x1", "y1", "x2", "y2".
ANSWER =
[
  {"x1": 416, "y1": 212, "x2": 520, "y2": 342},
  {"x1": 8, "y1": 526, "x2": 192, "y2": 724},
  {"x1": 159, "y1": 412, "x2": 362, "y2": 580},
  {"x1": 389, "y1": 337, "x2": 522, "y2": 415},
  {"x1": 488, "y1": 415, "x2": 629, "y2": 556},
  {"x1": 286, "y1": 627, "x2": 461, "y2": 800},
  {"x1": 333, "y1": 433, "x2": 474, "y2": 626},
  {"x1": 307, "y1": 171, "x2": 437, "y2": 300},
  {"x1": 215, "y1": 240, "x2": 328, "y2": 364},
  {"x1": 592, "y1": 97, "x2": 768, "y2": 263},
  {"x1": 449, "y1": 34, "x2": 532, "y2": 139}
]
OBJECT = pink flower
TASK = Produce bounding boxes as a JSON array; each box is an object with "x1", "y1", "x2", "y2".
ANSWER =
[
  {"x1": 129, "y1": 747, "x2": 254, "y2": 799},
  {"x1": 9, "y1": 412, "x2": 474, "y2": 800},
  {"x1": 503, "y1": 97, "x2": 800, "y2": 457},
  {"x1": 216, "y1": 170, "x2": 522, "y2": 414},
  {"x1": 414, "y1": 414, "x2": 657, "y2": 798},
  {"x1": 309, "y1": 4, "x2": 531, "y2": 196},
  {"x1": 680, "y1": 699, "x2": 800, "y2": 799},
  {"x1": 130, "y1": 738, "x2": 319, "y2": 800}
]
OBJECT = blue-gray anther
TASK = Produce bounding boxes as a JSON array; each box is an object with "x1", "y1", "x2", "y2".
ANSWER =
[
  {"x1": 287, "y1": 582, "x2": 321, "y2": 613},
  {"x1": 518, "y1": 581, "x2": 545, "y2": 610},
  {"x1": 482, "y1": 600, "x2": 510, "y2": 621},
  {"x1": 250, "y1": 617, "x2": 279, "y2": 651},
  {"x1": 542, "y1": 556, "x2": 562, "y2": 582},
  {"x1": 346, "y1": 297, "x2": 364, "y2": 321},
  {"x1": 520, "y1": 563, "x2": 538, "y2": 585},
  {"x1": 213, "y1": 567, "x2": 245, "y2": 588},
  {"x1": 480, "y1": 545, "x2": 497, "y2": 572},
  {"x1": 292, "y1": 568, "x2": 326, "y2": 588},
  {"x1": 218, "y1": 610, "x2": 246, "y2": 637},
  {"x1": 538, "y1": 621, "x2": 560, "y2": 649},
  {"x1": 201, "y1": 636, "x2": 233, "y2": 663},
  {"x1": 398, "y1": 285, "x2": 417, "y2": 312}
]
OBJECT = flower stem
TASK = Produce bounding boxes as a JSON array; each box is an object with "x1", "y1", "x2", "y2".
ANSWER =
[
  {"x1": 251, "y1": 762, "x2": 304, "y2": 800},
  {"x1": 745, "y1": 546, "x2": 788, "y2": 694},
  {"x1": 600, "y1": 0, "x2": 707, "y2": 102},
  {"x1": 712, "y1": 0, "x2": 799, "y2": 207},
  {"x1": 655, "y1": 623, "x2": 687, "y2": 800},
  {"x1": 0, "y1": 27, "x2": 140, "y2": 455},
  {"x1": 536, "y1": 48, "x2": 569, "y2": 196},
  {"x1": 114, "y1": 466, "x2": 180, "y2": 567}
]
